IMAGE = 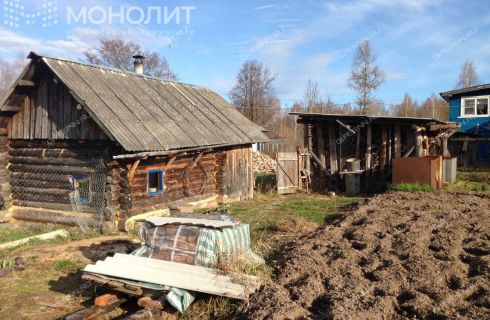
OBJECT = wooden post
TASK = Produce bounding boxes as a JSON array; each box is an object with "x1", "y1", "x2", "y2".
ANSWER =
[
  {"x1": 328, "y1": 124, "x2": 338, "y2": 174},
  {"x1": 387, "y1": 126, "x2": 392, "y2": 164},
  {"x1": 365, "y1": 124, "x2": 372, "y2": 173},
  {"x1": 442, "y1": 138, "x2": 449, "y2": 157},
  {"x1": 394, "y1": 125, "x2": 401, "y2": 159},
  {"x1": 380, "y1": 126, "x2": 387, "y2": 174},
  {"x1": 317, "y1": 124, "x2": 326, "y2": 168},
  {"x1": 413, "y1": 125, "x2": 423, "y2": 157}
]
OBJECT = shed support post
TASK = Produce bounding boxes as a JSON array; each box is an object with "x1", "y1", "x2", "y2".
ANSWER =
[
  {"x1": 380, "y1": 126, "x2": 387, "y2": 174},
  {"x1": 394, "y1": 125, "x2": 401, "y2": 159},
  {"x1": 413, "y1": 125, "x2": 423, "y2": 157},
  {"x1": 328, "y1": 124, "x2": 338, "y2": 174},
  {"x1": 365, "y1": 124, "x2": 372, "y2": 173}
]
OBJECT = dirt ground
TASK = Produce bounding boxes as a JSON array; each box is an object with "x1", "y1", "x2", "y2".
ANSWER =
[
  {"x1": 240, "y1": 191, "x2": 490, "y2": 320},
  {"x1": 0, "y1": 235, "x2": 140, "y2": 320}
]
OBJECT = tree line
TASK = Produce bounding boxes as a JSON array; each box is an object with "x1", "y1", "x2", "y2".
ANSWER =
[{"x1": 0, "y1": 39, "x2": 483, "y2": 145}]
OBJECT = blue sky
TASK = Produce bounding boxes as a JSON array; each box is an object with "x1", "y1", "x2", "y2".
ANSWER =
[{"x1": 1, "y1": 0, "x2": 490, "y2": 108}]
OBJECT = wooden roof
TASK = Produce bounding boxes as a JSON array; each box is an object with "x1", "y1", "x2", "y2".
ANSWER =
[{"x1": 2, "y1": 52, "x2": 268, "y2": 152}]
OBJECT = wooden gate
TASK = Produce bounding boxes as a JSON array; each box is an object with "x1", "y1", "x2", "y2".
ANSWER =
[{"x1": 276, "y1": 152, "x2": 299, "y2": 194}]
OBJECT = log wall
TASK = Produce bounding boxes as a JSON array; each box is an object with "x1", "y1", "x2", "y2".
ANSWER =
[
  {"x1": 119, "y1": 151, "x2": 220, "y2": 217},
  {"x1": 8, "y1": 140, "x2": 111, "y2": 215}
]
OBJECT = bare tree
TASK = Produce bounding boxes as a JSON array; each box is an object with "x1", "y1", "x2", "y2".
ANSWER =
[
  {"x1": 456, "y1": 59, "x2": 479, "y2": 89},
  {"x1": 0, "y1": 53, "x2": 27, "y2": 100},
  {"x1": 303, "y1": 79, "x2": 320, "y2": 111},
  {"x1": 229, "y1": 60, "x2": 277, "y2": 126},
  {"x1": 84, "y1": 39, "x2": 177, "y2": 80},
  {"x1": 393, "y1": 93, "x2": 417, "y2": 117},
  {"x1": 348, "y1": 40, "x2": 386, "y2": 114}
]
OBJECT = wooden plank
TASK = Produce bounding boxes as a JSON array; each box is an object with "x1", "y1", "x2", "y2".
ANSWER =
[
  {"x1": 18, "y1": 80, "x2": 35, "y2": 87},
  {"x1": 380, "y1": 126, "x2": 387, "y2": 173},
  {"x1": 23, "y1": 96, "x2": 30, "y2": 139},
  {"x1": 365, "y1": 124, "x2": 372, "y2": 172},
  {"x1": 41, "y1": 78, "x2": 51, "y2": 139},
  {"x1": 387, "y1": 126, "x2": 392, "y2": 164},
  {"x1": 394, "y1": 125, "x2": 401, "y2": 159},
  {"x1": 310, "y1": 151, "x2": 327, "y2": 173},
  {"x1": 316, "y1": 125, "x2": 326, "y2": 167},
  {"x1": 328, "y1": 125, "x2": 338, "y2": 174},
  {"x1": 49, "y1": 80, "x2": 59, "y2": 139},
  {"x1": 29, "y1": 95, "x2": 36, "y2": 138},
  {"x1": 35, "y1": 78, "x2": 45, "y2": 138},
  {"x1": 63, "y1": 90, "x2": 72, "y2": 139}
]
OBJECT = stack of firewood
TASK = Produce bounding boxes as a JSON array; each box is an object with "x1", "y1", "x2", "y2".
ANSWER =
[{"x1": 253, "y1": 152, "x2": 276, "y2": 174}]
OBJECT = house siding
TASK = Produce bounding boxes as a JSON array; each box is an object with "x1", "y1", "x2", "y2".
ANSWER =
[{"x1": 448, "y1": 88, "x2": 490, "y2": 163}]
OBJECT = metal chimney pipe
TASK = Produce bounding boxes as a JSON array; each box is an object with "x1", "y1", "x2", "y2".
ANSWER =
[{"x1": 133, "y1": 55, "x2": 145, "y2": 74}]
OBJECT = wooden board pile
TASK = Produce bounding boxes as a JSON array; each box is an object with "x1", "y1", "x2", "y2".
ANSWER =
[{"x1": 253, "y1": 152, "x2": 276, "y2": 174}]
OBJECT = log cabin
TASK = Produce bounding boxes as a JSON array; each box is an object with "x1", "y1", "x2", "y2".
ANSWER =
[{"x1": 0, "y1": 52, "x2": 268, "y2": 230}]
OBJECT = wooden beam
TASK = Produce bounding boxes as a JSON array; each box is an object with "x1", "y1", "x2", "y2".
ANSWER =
[
  {"x1": 163, "y1": 156, "x2": 177, "y2": 170},
  {"x1": 128, "y1": 159, "x2": 142, "y2": 180},
  {"x1": 18, "y1": 80, "x2": 35, "y2": 87},
  {"x1": 403, "y1": 146, "x2": 415, "y2": 157},
  {"x1": 309, "y1": 151, "x2": 328, "y2": 173},
  {"x1": 1, "y1": 105, "x2": 21, "y2": 112},
  {"x1": 189, "y1": 152, "x2": 204, "y2": 169},
  {"x1": 336, "y1": 120, "x2": 355, "y2": 134},
  {"x1": 328, "y1": 124, "x2": 338, "y2": 174}
]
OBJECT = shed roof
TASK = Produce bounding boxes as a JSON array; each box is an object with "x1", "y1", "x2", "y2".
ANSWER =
[
  {"x1": 290, "y1": 112, "x2": 450, "y2": 125},
  {"x1": 2, "y1": 52, "x2": 268, "y2": 152},
  {"x1": 440, "y1": 83, "x2": 490, "y2": 102}
]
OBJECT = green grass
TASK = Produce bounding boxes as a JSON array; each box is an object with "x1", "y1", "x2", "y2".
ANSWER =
[
  {"x1": 388, "y1": 183, "x2": 434, "y2": 192},
  {"x1": 0, "y1": 225, "x2": 60, "y2": 244},
  {"x1": 445, "y1": 166, "x2": 490, "y2": 192},
  {"x1": 52, "y1": 259, "x2": 80, "y2": 273},
  {"x1": 228, "y1": 193, "x2": 362, "y2": 243}
]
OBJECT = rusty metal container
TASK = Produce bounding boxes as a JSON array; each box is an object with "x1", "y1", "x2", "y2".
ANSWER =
[{"x1": 392, "y1": 156, "x2": 443, "y2": 189}]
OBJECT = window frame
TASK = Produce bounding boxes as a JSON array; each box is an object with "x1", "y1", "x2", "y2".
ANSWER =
[
  {"x1": 460, "y1": 96, "x2": 490, "y2": 118},
  {"x1": 72, "y1": 174, "x2": 92, "y2": 205},
  {"x1": 147, "y1": 170, "x2": 164, "y2": 196}
]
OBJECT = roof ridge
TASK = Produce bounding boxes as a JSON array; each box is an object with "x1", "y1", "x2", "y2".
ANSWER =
[{"x1": 28, "y1": 51, "x2": 211, "y2": 91}]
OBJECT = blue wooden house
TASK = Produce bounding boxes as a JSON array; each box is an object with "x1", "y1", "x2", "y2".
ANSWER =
[{"x1": 440, "y1": 85, "x2": 490, "y2": 163}]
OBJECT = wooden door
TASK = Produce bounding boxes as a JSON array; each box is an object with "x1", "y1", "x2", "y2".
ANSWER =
[{"x1": 276, "y1": 152, "x2": 299, "y2": 194}]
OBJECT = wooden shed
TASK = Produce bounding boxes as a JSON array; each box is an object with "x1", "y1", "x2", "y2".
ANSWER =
[
  {"x1": 0, "y1": 52, "x2": 267, "y2": 229},
  {"x1": 290, "y1": 113, "x2": 459, "y2": 193}
]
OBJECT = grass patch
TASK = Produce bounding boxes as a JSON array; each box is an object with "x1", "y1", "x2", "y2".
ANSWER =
[
  {"x1": 0, "y1": 225, "x2": 60, "y2": 244},
  {"x1": 228, "y1": 193, "x2": 362, "y2": 244},
  {"x1": 445, "y1": 166, "x2": 490, "y2": 192},
  {"x1": 388, "y1": 183, "x2": 434, "y2": 192},
  {"x1": 52, "y1": 259, "x2": 80, "y2": 273}
]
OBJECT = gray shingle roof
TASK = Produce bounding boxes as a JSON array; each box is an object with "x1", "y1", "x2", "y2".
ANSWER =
[{"x1": 34, "y1": 53, "x2": 267, "y2": 152}]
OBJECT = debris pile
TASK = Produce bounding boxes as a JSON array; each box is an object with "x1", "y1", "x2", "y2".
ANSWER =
[
  {"x1": 253, "y1": 152, "x2": 276, "y2": 174},
  {"x1": 241, "y1": 191, "x2": 490, "y2": 320},
  {"x1": 82, "y1": 215, "x2": 262, "y2": 315}
]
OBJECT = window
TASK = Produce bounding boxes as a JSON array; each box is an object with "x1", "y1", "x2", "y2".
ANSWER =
[
  {"x1": 72, "y1": 174, "x2": 91, "y2": 204},
  {"x1": 148, "y1": 170, "x2": 164, "y2": 196},
  {"x1": 477, "y1": 99, "x2": 488, "y2": 115},
  {"x1": 461, "y1": 96, "x2": 490, "y2": 117}
]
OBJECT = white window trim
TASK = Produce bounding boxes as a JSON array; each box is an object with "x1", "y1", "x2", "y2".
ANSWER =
[{"x1": 459, "y1": 95, "x2": 490, "y2": 118}]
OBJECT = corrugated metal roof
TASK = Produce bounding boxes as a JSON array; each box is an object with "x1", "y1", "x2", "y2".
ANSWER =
[
  {"x1": 32, "y1": 53, "x2": 267, "y2": 152},
  {"x1": 83, "y1": 253, "x2": 260, "y2": 300}
]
